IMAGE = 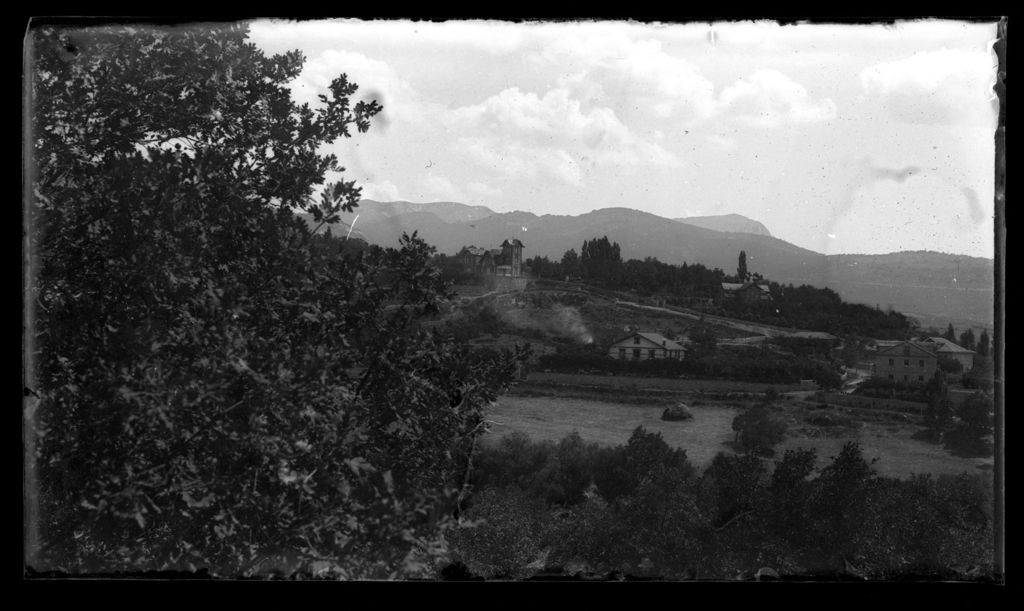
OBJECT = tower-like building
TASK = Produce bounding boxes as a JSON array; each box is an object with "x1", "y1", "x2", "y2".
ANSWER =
[{"x1": 498, "y1": 239, "x2": 524, "y2": 277}]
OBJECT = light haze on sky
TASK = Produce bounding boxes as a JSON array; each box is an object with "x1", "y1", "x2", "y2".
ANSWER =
[{"x1": 248, "y1": 19, "x2": 999, "y2": 259}]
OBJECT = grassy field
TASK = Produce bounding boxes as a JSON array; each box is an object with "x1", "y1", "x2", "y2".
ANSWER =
[{"x1": 484, "y1": 394, "x2": 994, "y2": 479}]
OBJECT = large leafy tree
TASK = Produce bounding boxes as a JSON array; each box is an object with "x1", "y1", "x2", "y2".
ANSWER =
[{"x1": 26, "y1": 22, "x2": 522, "y2": 577}]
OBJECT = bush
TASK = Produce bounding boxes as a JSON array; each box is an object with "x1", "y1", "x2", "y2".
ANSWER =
[
  {"x1": 447, "y1": 487, "x2": 552, "y2": 580},
  {"x1": 733, "y1": 406, "x2": 787, "y2": 457}
]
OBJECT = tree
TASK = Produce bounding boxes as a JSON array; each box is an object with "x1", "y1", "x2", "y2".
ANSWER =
[
  {"x1": 959, "y1": 329, "x2": 976, "y2": 352},
  {"x1": 579, "y1": 236, "x2": 622, "y2": 284},
  {"x1": 944, "y1": 323, "x2": 957, "y2": 343},
  {"x1": 732, "y1": 406, "x2": 787, "y2": 457},
  {"x1": 957, "y1": 392, "x2": 993, "y2": 436},
  {"x1": 737, "y1": 251, "x2": 748, "y2": 282},
  {"x1": 977, "y1": 329, "x2": 990, "y2": 357},
  {"x1": 27, "y1": 23, "x2": 523, "y2": 577},
  {"x1": 923, "y1": 372, "x2": 955, "y2": 440},
  {"x1": 560, "y1": 248, "x2": 580, "y2": 279},
  {"x1": 688, "y1": 324, "x2": 718, "y2": 358}
]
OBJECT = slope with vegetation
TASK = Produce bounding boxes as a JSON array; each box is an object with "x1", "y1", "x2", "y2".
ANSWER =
[{"x1": 26, "y1": 22, "x2": 524, "y2": 578}]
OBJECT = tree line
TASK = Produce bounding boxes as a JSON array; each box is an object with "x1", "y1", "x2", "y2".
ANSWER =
[
  {"x1": 27, "y1": 23, "x2": 524, "y2": 577},
  {"x1": 445, "y1": 429, "x2": 993, "y2": 580}
]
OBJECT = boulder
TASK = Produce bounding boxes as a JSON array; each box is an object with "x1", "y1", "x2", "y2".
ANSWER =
[{"x1": 661, "y1": 403, "x2": 693, "y2": 421}]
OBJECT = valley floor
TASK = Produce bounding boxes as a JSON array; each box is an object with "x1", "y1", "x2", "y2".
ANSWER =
[{"x1": 486, "y1": 378, "x2": 994, "y2": 479}]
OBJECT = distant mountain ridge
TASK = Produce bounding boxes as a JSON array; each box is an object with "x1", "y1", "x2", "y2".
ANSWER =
[
  {"x1": 675, "y1": 213, "x2": 772, "y2": 237},
  {"x1": 301, "y1": 199, "x2": 993, "y2": 330}
]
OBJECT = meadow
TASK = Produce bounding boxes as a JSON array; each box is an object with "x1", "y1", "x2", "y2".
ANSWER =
[{"x1": 484, "y1": 394, "x2": 994, "y2": 479}]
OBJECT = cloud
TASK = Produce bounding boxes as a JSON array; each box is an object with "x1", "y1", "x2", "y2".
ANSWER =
[
  {"x1": 705, "y1": 133, "x2": 738, "y2": 151},
  {"x1": 249, "y1": 19, "x2": 528, "y2": 56},
  {"x1": 359, "y1": 179, "x2": 402, "y2": 201},
  {"x1": 420, "y1": 173, "x2": 465, "y2": 201},
  {"x1": 467, "y1": 181, "x2": 503, "y2": 200},
  {"x1": 538, "y1": 34, "x2": 717, "y2": 125},
  {"x1": 290, "y1": 49, "x2": 428, "y2": 126},
  {"x1": 718, "y1": 69, "x2": 838, "y2": 128},
  {"x1": 456, "y1": 136, "x2": 584, "y2": 187},
  {"x1": 860, "y1": 48, "x2": 998, "y2": 125},
  {"x1": 449, "y1": 86, "x2": 677, "y2": 187}
]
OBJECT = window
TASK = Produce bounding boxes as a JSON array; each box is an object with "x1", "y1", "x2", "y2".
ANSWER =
[
  {"x1": 919, "y1": 360, "x2": 924, "y2": 368},
  {"x1": 903, "y1": 375, "x2": 908, "y2": 381},
  {"x1": 649, "y1": 349, "x2": 656, "y2": 359},
  {"x1": 888, "y1": 358, "x2": 894, "y2": 366},
  {"x1": 888, "y1": 374, "x2": 894, "y2": 380},
  {"x1": 918, "y1": 376, "x2": 924, "y2": 381},
  {"x1": 633, "y1": 349, "x2": 641, "y2": 359},
  {"x1": 619, "y1": 348, "x2": 626, "y2": 358},
  {"x1": 634, "y1": 337, "x2": 640, "y2": 344},
  {"x1": 904, "y1": 359, "x2": 910, "y2": 367}
]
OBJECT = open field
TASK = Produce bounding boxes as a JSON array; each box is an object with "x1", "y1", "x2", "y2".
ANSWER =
[{"x1": 484, "y1": 394, "x2": 994, "y2": 479}]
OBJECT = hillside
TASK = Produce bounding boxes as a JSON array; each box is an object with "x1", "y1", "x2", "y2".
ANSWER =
[
  {"x1": 675, "y1": 213, "x2": 772, "y2": 237},
  {"x1": 302, "y1": 200, "x2": 994, "y2": 330}
]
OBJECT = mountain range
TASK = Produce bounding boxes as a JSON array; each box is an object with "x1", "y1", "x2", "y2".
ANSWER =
[{"x1": 307, "y1": 200, "x2": 995, "y2": 332}]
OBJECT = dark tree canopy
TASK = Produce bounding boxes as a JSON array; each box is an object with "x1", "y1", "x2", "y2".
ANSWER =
[{"x1": 26, "y1": 22, "x2": 523, "y2": 577}]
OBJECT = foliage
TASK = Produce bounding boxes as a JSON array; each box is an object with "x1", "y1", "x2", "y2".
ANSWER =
[
  {"x1": 446, "y1": 487, "x2": 551, "y2": 579},
  {"x1": 433, "y1": 254, "x2": 486, "y2": 286},
  {"x1": 958, "y1": 329, "x2": 976, "y2": 352},
  {"x1": 937, "y1": 354, "x2": 964, "y2": 374},
  {"x1": 944, "y1": 323, "x2": 957, "y2": 343},
  {"x1": 921, "y1": 372, "x2": 956, "y2": 441},
  {"x1": 943, "y1": 392, "x2": 994, "y2": 458},
  {"x1": 455, "y1": 433, "x2": 994, "y2": 580},
  {"x1": 977, "y1": 329, "x2": 990, "y2": 357},
  {"x1": 854, "y1": 377, "x2": 929, "y2": 403},
  {"x1": 579, "y1": 236, "x2": 622, "y2": 285},
  {"x1": 27, "y1": 23, "x2": 524, "y2": 577},
  {"x1": 716, "y1": 283, "x2": 915, "y2": 340},
  {"x1": 962, "y1": 355, "x2": 994, "y2": 392},
  {"x1": 731, "y1": 405, "x2": 787, "y2": 457},
  {"x1": 538, "y1": 348, "x2": 841, "y2": 387},
  {"x1": 737, "y1": 250, "x2": 748, "y2": 282},
  {"x1": 688, "y1": 323, "x2": 718, "y2": 358}
]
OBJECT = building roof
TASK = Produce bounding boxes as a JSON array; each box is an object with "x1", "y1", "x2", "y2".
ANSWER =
[
  {"x1": 611, "y1": 331, "x2": 686, "y2": 352},
  {"x1": 924, "y1": 337, "x2": 975, "y2": 354},
  {"x1": 501, "y1": 238, "x2": 525, "y2": 247},
  {"x1": 638, "y1": 332, "x2": 686, "y2": 351},
  {"x1": 459, "y1": 246, "x2": 488, "y2": 257},
  {"x1": 721, "y1": 282, "x2": 770, "y2": 293},
  {"x1": 877, "y1": 340, "x2": 937, "y2": 359}
]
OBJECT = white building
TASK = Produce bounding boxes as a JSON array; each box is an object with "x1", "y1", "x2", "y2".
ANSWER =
[{"x1": 608, "y1": 332, "x2": 686, "y2": 361}]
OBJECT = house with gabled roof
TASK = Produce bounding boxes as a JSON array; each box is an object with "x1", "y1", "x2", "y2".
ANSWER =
[
  {"x1": 608, "y1": 331, "x2": 686, "y2": 361},
  {"x1": 872, "y1": 340, "x2": 938, "y2": 383},
  {"x1": 920, "y1": 337, "x2": 975, "y2": 371},
  {"x1": 721, "y1": 282, "x2": 771, "y2": 303},
  {"x1": 458, "y1": 238, "x2": 524, "y2": 278}
]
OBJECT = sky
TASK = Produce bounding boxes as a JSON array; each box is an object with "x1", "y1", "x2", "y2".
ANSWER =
[{"x1": 247, "y1": 19, "x2": 1000, "y2": 259}]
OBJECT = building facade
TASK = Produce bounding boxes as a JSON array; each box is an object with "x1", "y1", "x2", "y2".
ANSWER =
[
  {"x1": 721, "y1": 282, "x2": 771, "y2": 303},
  {"x1": 920, "y1": 337, "x2": 975, "y2": 371},
  {"x1": 872, "y1": 341, "x2": 938, "y2": 383},
  {"x1": 608, "y1": 332, "x2": 686, "y2": 361},
  {"x1": 458, "y1": 238, "x2": 524, "y2": 278}
]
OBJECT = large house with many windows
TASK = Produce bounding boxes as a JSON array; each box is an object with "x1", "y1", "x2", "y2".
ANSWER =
[
  {"x1": 872, "y1": 341, "x2": 938, "y2": 383},
  {"x1": 608, "y1": 332, "x2": 686, "y2": 361}
]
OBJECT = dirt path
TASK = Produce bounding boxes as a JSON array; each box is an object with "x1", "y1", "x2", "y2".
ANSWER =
[{"x1": 613, "y1": 300, "x2": 797, "y2": 338}]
